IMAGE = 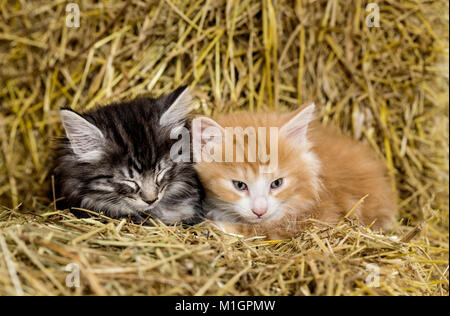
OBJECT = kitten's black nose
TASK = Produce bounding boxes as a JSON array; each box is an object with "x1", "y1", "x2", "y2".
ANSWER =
[{"x1": 143, "y1": 198, "x2": 157, "y2": 205}]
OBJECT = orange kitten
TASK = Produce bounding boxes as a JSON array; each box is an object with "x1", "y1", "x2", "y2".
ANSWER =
[{"x1": 193, "y1": 104, "x2": 397, "y2": 239}]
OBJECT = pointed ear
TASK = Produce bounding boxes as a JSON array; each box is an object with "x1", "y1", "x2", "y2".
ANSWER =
[
  {"x1": 280, "y1": 103, "x2": 315, "y2": 144},
  {"x1": 159, "y1": 86, "x2": 192, "y2": 128},
  {"x1": 192, "y1": 116, "x2": 225, "y2": 163},
  {"x1": 60, "y1": 109, "x2": 105, "y2": 161},
  {"x1": 192, "y1": 116, "x2": 225, "y2": 147}
]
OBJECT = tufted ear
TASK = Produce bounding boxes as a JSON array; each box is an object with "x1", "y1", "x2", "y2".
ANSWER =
[
  {"x1": 159, "y1": 86, "x2": 192, "y2": 128},
  {"x1": 280, "y1": 103, "x2": 315, "y2": 146},
  {"x1": 60, "y1": 109, "x2": 105, "y2": 161}
]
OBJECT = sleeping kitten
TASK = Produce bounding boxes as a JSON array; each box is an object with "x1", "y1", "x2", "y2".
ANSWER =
[
  {"x1": 193, "y1": 104, "x2": 396, "y2": 239},
  {"x1": 53, "y1": 86, "x2": 204, "y2": 225}
]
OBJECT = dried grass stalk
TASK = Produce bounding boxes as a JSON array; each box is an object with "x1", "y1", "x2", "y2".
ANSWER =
[{"x1": 0, "y1": 0, "x2": 448, "y2": 296}]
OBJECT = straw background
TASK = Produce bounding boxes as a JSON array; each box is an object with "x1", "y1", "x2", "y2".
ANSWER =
[{"x1": 0, "y1": 0, "x2": 448, "y2": 295}]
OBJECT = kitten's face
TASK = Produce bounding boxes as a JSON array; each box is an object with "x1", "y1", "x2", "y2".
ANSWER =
[
  {"x1": 89, "y1": 156, "x2": 176, "y2": 215},
  {"x1": 194, "y1": 105, "x2": 321, "y2": 224},
  {"x1": 56, "y1": 86, "x2": 202, "y2": 224}
]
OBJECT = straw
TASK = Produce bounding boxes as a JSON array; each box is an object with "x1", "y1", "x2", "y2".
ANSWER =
[{"x1": 0, "y1": 0, "x2": 448, "y2": 296}]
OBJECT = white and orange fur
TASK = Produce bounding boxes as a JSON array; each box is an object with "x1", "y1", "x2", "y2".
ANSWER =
[{"x1": 193, "y1": 104, "x2": 397, "y2": 239}]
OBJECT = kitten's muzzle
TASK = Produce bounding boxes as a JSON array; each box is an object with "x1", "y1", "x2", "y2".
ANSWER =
[
  {"x1": 140, "y1": 183, "x2": 159, "y2": 205},
  {"x1": 251, "y1": 196, "x2": 268, "y2": 218},
  {"x1": 143, "y1": 197, "x2": 158, "y2": 205},
  {"x1": 252, "y1": 208, "x2": 267, "y2": 217}
]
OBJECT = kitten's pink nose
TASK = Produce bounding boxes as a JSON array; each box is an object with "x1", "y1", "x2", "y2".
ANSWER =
[{"x1": 252, "y1": 197, "x2": 268, "y2": 217}]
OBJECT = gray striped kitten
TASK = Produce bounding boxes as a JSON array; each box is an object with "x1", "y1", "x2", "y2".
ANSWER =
[{"x1": 53, "y1": 86, "x2": 204, "y2": 225}]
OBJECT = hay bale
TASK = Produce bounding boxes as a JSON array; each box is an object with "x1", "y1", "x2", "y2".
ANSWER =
[{"x1": 0, "y1": 0, "x2": 448, "y2": 295}]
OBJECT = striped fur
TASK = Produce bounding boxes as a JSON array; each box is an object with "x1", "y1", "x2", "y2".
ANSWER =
[{"x1": 53, "y1": 86, "x2": 204, "y2": 225}]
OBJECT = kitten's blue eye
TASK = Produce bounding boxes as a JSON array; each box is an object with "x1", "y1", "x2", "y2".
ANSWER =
[
  {"x1": 270, "y1": 178, "x2": 283, "y2": 189},
  {"x1": 232, "y1": 180, "x2": 248, "y2": 191}
]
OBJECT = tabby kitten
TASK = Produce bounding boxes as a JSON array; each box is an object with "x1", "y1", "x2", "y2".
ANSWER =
[
  {"x1": 193, "y1": 104, "x2": 397, "y2": 239},
  {"x1": 53, "y1": 86, "x2": 203, "y2": 225}
]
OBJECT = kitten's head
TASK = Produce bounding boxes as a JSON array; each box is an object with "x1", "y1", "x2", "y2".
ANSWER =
[
  {"x1": 193, "y1": 104, "x2": 321, "y2": 224},
  {"x1": 55, "y1": 86, "x2": 200, "y2": 223}
]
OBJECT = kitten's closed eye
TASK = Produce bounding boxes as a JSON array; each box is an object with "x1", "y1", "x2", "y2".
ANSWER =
[
  {"x1": 118, "y1": 180, "x2": 140, "y2": 194},
  {"x1": 156, "y1": 168, "x2": 169, "y2": 184}
]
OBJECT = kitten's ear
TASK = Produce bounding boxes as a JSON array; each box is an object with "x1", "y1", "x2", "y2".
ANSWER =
[
  {"x1": 159, "y1": 86, "x2": 192, "y2": 128},
  {"x1": 192, "y1": 116, "x2": 225, "y2": 147},
  {"x1": 280, "y1": 103, "x2": 315, "y2": 145},
  {"x1": 60, "y1": 109, "x2": 105, "y2": 161}
]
